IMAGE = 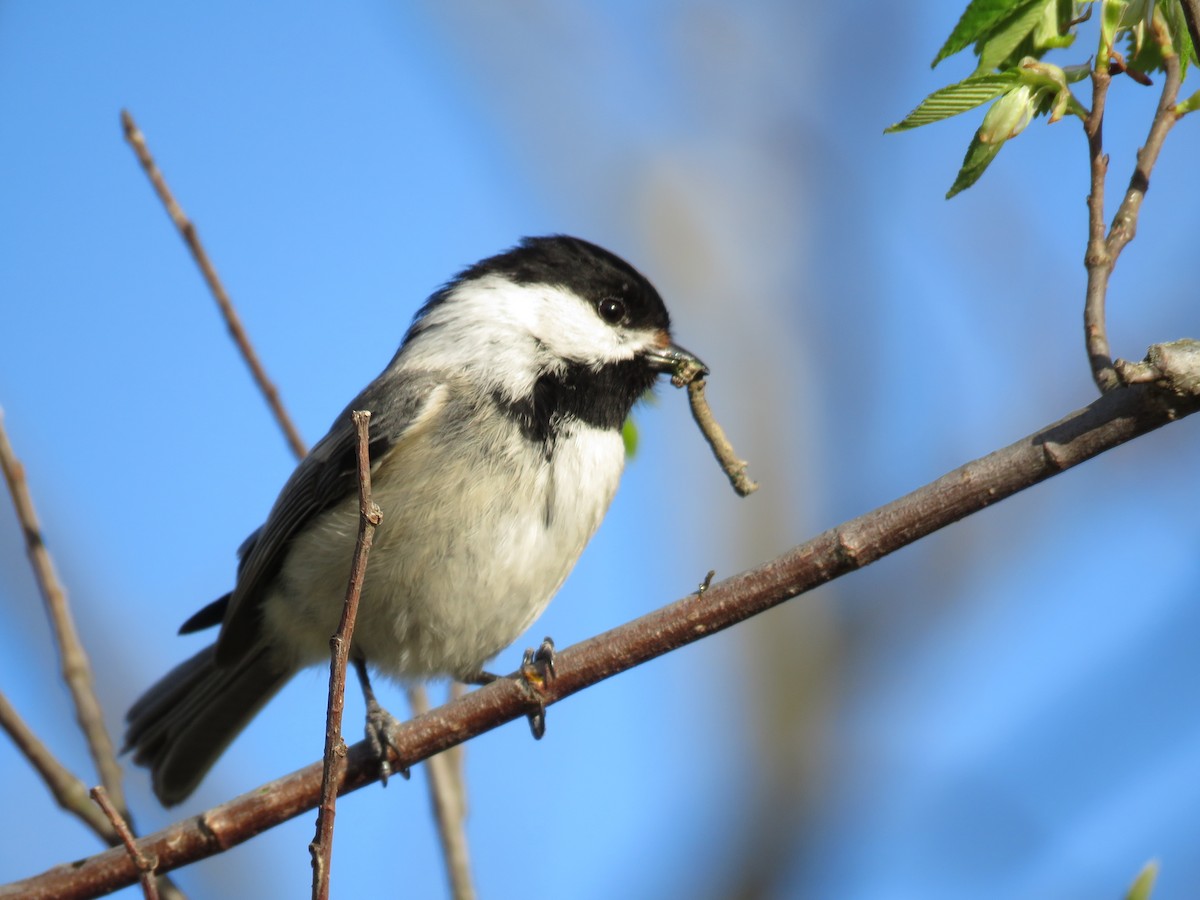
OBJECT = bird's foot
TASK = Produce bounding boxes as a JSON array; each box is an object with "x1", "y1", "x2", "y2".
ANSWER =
[
  {"x1": 519, "y1": 636, "x2": 556, "y2": 740},
  {"x1": 464, "y1": 637, "x2": 556, "y2": 739},
  {"x1": 364, "y1": 696, "x2": 410, "y2": 785},
  {"x1": 354, "y1": 658, "x2": 410, "y2": 785}
]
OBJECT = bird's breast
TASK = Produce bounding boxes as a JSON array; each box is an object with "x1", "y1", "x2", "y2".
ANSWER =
[{"x1": 266, "y1": 409, "x2": 626, "y2": 680}]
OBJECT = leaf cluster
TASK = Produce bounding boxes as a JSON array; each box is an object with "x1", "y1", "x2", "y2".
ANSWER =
[{"x1": 888, "y1": 0, "x2": 1197, "y2": 197}]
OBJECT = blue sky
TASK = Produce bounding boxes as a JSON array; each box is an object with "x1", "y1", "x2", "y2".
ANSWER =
[{"x1": 2, "y1": 3, "x2": 1200, "y2": 898}]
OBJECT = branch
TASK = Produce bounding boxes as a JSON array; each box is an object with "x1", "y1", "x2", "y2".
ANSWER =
[
  {"x1": 407, "y1": 685, "x2": 476, "y2": 900},
  {"x1": 119, "y1": 110, "x2": 308, "y2": 461},
  {"x1": 0, "y1": 412, "x2": 129, "y2": 817},
  {"x1": 11, "y1": 339, "x2": 1200, "y2": 900},
  {"x1": 1105, "y1": 51, "x2": 1182, "y2": 264},
  {"x1": 1083, "y1": 67, "x2": 1114, "y2": 391},
  {"x1": 1083, "y1": 46, "x2": 1183, "y2": 393},
  {"x1": 310, "y1": 411, "x2": 380, "y2": 900},
  {"x1": 89, "y1": 788, "x2": 157, "y2": 900}
]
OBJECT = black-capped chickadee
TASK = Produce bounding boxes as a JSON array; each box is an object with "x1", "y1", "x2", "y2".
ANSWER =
[{"x1": 125, "y1": 235, "x2": 705, "y2": 805}]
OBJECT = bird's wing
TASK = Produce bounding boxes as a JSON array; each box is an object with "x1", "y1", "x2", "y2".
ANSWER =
[{"x1": 213, "y1": 368, "x2": 450, "y2": 664}]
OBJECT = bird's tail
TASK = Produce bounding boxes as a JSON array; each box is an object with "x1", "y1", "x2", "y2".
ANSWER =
[{"x1": 125, "y1": 643, "x2": 291, "y2": 806}]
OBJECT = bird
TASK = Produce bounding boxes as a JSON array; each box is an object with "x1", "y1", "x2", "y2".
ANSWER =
[{"x1": 125, "y1": 235, "x2": 706, "y2": 805}]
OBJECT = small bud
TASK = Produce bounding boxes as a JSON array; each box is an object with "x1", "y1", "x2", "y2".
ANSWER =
[{"x1": 979, "y1": 86, "x2": 1034, "y2": 144}]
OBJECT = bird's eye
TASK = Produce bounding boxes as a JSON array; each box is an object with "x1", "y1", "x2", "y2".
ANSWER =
[{"x1": 598, "y1": 297, "x2": 626, "y2": 324}]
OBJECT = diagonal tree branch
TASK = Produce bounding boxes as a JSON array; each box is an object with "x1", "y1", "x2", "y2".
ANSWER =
[
  {"x1": 10, "y1": 339, "x2": 1200, "y2": 900},
  {"x1": 0, "y1": 412, "x2": 129, "y2": 818},
  {"x1": 120, "y1": 110, "x2": 308, "y2": 461}
]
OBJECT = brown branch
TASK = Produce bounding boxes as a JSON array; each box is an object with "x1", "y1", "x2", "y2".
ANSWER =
[
  {"x1": 1105, "y1": 51, "x2": 1182, "y2": 262},
  {"x1": 407, "y1": 686, "x2": 476, "y2": 900},
  {"x1": 119, "y1": 110, "x2": 309, "y2": 461},
  {"x1": 90, "y1": 788, "x2": 158, "y2": 900},
  {"x1": 0, "y1": 690, "x2": 118, "y2": 842},
  {"x1": 310, "y1": 411, "x2": 380, "y2": 900},
  {"x1": 11, "y1": 339, "x2": 1200, "y2": 900},
  {"x1": 1083, "y1": 46, "x2": 1183, "y2": 393},
  {"x1": 0, "y1": 412, "x2": 129, "y2": 817},
  {"x1": 1083, "y1": 67, "x2": 1115, "y2": 391}
]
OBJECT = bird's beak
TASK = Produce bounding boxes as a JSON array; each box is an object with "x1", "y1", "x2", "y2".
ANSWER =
[{"x1": 646, "y1": 340, "x2": 709, "y2": 383}]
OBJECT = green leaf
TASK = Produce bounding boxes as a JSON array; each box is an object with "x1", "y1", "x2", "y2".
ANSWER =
[
  {"x1": 1122, "y1": 1, "x2": 1195, "y2": 77},
  {"x1": 1124, "y1": 860, "x2": 1159, "y2": 900},
  {"x1": 622, "y1": 417, "x2": 639, "y2": 457},
  {"x1": 886, "y1": 73, "x2": 1020, "y2": 133},
  {"x1": 976, "y1": 0, "x2": 1052, "y2": 72},
  {"x1": 946, "y1": 129, "x2": 1007, "y2": 198},
  {"x1": 1165, "y1": 0, "x2": 1196, "y2": 74},
  {"x1": 933, "y1": 0, "x2": 1028, "y2": 66},
  {"x1": 1100, "y1": 0, "x2": 1127, "y2": 57},
  {"x1": 1176, "y1": 87, "x2": 1200, "y2": 114}
]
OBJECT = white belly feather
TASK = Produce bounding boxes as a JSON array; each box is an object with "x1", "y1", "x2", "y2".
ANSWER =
[{"x1": 262, "y1": 413, "x2": 625, "y2": 681}]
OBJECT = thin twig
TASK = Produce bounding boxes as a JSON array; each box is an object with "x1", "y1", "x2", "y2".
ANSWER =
[
  {"x1": 310, "y1": 411, "x2": 381, "y2": 900},
  {"x1": 124, "y1": 111, "x2": 478, "y2": 895},
  {"x1": 1105, "y1": 51, "x2": 1182, "y2": 263},
  {"x1": 1082, "y1": 43, "x2": 1183, "y2": 393},
  {"x1": 684, "y1": 379, "x2": 758, "y2": 496},
  {"x1": 0, "y1": 411, "x2": 129, "y2": 816},
  {"x1": 1083, "y1": 67, "x2": 1115, "y2": 391},
  {"x1": 407, "y1": 686, "x2": 476, "y2": 900},
  {"x1": 90, "y1": 787, "x2": 158, "y2": 900},
  {"x1": 119, "y1": 110, "x2": 308, "y2": 461},
  {"x1": 0, "y1": 690, "x2": 118, "y2": 842},
  {"x1": 13, "y1": 338, "x2": 1200, "y2": 900}
]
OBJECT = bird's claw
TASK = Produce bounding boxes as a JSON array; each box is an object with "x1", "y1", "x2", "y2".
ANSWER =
[
  {"x1": 364, "y1": 696, "x2": 410, "y2": 785},
  {"x1": 519, "y1": 636, "x2": 556, "y2": 739}
]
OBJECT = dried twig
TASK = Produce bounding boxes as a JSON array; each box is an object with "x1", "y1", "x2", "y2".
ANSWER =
[
  {"x1": 90, "y1": 787, "x2": 158, "y2": 900},
  {"x1": 0, "y1": 412, "x2": 129, "y2": 816},
  {"x1": 685, "y1": 379, "x2": 758, "y2": 496},
  {"x1": 407, "y1": 686, "x2": 476, "y2": 900},
  {"x1": 119, "y1": 110, "x2": 308, "y2": 461},
  {"x1": 14, "y1": 339, "x2": 1200, "y2": 900},
  {"x1": 664, "y1": 355, "x2": 757, "y2": 496},
  {"x1": 310, "y1": 411, "x2": 381, "y2": 900},
  {"x1": 1082, "y1": 43, "x2": 1183, "y2": 393}
]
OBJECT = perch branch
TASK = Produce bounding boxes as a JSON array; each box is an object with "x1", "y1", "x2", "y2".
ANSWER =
[{"x1": 12, "y1": 339, "x2": 1200, "y2": 900}]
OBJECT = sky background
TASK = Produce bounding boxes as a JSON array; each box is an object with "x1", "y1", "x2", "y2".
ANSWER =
[{"x1": 2, "y1": 3, "x2": 1199, "y2": 898}]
